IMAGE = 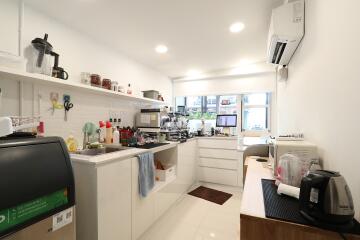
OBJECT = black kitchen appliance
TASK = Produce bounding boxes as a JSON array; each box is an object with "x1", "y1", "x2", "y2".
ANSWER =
[
  {"x1": 50, "y1": 51, "x2": 69, "y2": 80},
  {"x1": 31, "y1": 33, "x2": 53, "y2": 68},
  {"x1": 0, "y1": 137, "x2": 75, "y2": 239},
  {"x1": 299, "y1": 170, "x2": 355, "y2": 231}
]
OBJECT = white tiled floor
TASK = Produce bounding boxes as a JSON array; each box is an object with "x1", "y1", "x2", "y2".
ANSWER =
[{"x1": 139, "y1": 182, "x2": 242, "y2": 240}]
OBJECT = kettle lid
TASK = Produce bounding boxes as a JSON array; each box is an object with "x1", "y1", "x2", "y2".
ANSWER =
[{"x1": 312, "y1": 170, "x2": 341, "y2": 178}]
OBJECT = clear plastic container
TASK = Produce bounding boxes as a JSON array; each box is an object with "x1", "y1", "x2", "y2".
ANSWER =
[{"x1": 27, "y1": 45, "x2": 53, "y2": 76}]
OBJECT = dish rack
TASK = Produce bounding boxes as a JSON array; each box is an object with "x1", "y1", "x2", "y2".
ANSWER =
[{"x1": 0, "y1": 116, "x2": 40, "y2": 137}]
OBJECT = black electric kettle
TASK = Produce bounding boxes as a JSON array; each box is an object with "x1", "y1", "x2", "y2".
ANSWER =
[{"x1": 299, "y1": 170, "x2": 355, "y2": 230}]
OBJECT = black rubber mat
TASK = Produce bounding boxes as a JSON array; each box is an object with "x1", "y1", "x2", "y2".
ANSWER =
[
  {"x1": 188, "y1": 186, "x2": 232, "y2": 205},
  {"x1": 261, "y1": 179, "x2": 360, "y2": 235}
]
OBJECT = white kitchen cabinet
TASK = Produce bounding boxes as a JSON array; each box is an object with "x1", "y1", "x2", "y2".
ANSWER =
[
  {"x1": 199, "y1": 157, "x2": 237, "y2": 170},
  {"x1": 198, "y1": 167, "x2": 238, "y2": 186},
  {"x1": 0, "y1": 0, "x2": 20, "y2": 56},
  {"x1": 71, "y1": 157, "x2": 132, "y2": 240},
  {"x1": 97, "y1": 158, "x2": 132, "y2": 240},
  {"x1": 198, "y1": 138, "x2": 237, "y2": 149},
  {"x1": 132, "y1": 143, "x2": 198, "y2": 239},
  {"x1": 132, "y1": 147, "x2": 181, "y2": 239},
  {"x1": 199, "y1": 148, "x2": 239, "y2": 160},
  {"x1": 176, "y1": 140, "x2": 198, "y2": 193},
  {"x1": 197, "y1": 137, "x2": 243, "y2": 187},
  {"x1": 132, "y1": 157, "x2": 156, "y2": 240}
]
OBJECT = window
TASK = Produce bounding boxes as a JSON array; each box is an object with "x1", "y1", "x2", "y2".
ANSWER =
[
  {"x1": 175, "y1": 95, "x2": 238, "y2": 132},
  {"x1": 175, "y1": 93, "x2": 271, "y2": 134},
  {"x1": 241, "y1": 93, "x2": 270, "y2": 132}
]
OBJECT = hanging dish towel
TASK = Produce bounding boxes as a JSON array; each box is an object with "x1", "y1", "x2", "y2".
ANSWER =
[{"x1": 137, "y1": 152, "x2": 155, "y2": 198}]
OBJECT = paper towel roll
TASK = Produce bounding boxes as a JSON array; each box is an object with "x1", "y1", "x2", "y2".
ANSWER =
[{"x1": 277, "y1": 183, "x2": 300, "y2": 199}]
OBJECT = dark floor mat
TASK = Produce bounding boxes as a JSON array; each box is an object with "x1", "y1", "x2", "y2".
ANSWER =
[{"x1": 188, "y1": 186, "x2": 232, "y2": 205}]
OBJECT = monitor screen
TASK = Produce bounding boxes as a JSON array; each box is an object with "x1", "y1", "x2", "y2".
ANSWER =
[{"x1": 216, "y1": 114, "x2": 237, "y2": 127}]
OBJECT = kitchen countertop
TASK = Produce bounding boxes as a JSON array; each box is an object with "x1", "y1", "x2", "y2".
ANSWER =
[
  {"x1": 70, "y1": 136, "x2": 267, "y2": 166},
  {"x1": 70, "y1": 141, "x2": 178, "y2": 166},
  {"x1": 240, "y1": 156, "x2": 274, "y2": 218}
]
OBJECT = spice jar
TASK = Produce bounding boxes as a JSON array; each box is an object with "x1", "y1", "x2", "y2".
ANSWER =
[
  {"x1": 81, "y1": 72, "x2": 91, "y2": 85},
  {"x1": 102, "y1": 78, "x2": 112, "y2": 90},
  {"x1": 90, "y1": 74, "x2": 101, "y2": 87}
]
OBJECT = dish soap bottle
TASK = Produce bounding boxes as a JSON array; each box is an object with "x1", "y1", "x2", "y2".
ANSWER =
[
  {"x1": 66, "y1": 134, "x2": 78, "y2": 153},
  {"x1": 113, "y1": 127, "x2": 120, "y2": 144}
]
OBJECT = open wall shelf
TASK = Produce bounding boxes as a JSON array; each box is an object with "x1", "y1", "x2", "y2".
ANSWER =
[{"x1": 0, "y1": 66, "x2": 168, "y2": 106}]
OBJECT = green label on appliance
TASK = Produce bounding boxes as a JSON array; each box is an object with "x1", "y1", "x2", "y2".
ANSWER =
[{"x1": 0, "y1": 189, "x2": 68, "y2": 232}]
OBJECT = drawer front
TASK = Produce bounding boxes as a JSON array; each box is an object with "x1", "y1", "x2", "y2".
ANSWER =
[
  {"x1": 198, "y1": 139, "x2": 237, "y2": 150},
  {"x1": 199, "y1": 157, "x2": 238, "y2": 170},
  {"x1": 199, "y1": 148, "x2": 239, "y2": 160},
  {"x1": 198, "y1": 167, "x2": 238, "y2": 186}
]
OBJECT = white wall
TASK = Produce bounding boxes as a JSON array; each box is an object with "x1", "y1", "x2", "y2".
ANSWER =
[
  {"x1": 277, "y1": 0, "x2": 360, "y2": 219},
  {"x1": 173, "y1": 72, "x2": 276, "y2": 96},
  {"x1": 0, "y1": 3, "x2": 172, "y2": 143}
]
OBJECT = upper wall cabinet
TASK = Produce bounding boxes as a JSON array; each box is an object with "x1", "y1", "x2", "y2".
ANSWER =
[{"x1": 0, "y1": 0, "x2": 20, "y2": 56}]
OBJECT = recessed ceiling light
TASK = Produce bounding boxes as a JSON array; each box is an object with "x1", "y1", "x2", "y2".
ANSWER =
[
  {"x1": 229, "y1": 22, "x2": 245, "y2": 33},
  {"x1": 155, "y1": 45, "x2": 168, "y2": 54}
]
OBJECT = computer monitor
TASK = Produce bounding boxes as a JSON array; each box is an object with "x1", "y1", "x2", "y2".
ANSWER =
[{"x1": 216, "y1": 114, "x2": 237, "y2": 127}]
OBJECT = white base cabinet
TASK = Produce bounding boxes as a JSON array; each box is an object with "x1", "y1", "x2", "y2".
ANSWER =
[
  {"x1": 176, "y1": 140, "x2": 198, "y2": 193},
  {"x1": 71, "y1": 138, "x2": 245, "y2": 240},
  {"x1": 198, "y1": 138, "x2": 243, "y2": 187},
  {"x1": 71, "y1": 157, "x2": 132, "y2": 240},
  {"x1": 132, "y1": 141, "x2": 197, "y2": 239}
]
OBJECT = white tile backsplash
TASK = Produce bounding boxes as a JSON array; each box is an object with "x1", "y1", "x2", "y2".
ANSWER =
[{"x1": 0, "y1": 78, "x2": 149, "y2": 145}]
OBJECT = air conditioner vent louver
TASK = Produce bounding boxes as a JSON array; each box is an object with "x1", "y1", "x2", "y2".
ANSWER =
[{"x1": 272, "y1": 42, "x2": 287, "y2": 64}]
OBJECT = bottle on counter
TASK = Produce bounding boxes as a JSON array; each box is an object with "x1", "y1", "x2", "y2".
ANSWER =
[
  {"x1": 105, "y1": 121, "x2": 113, "y2": 144},
  {"x1": 66, "y1": 134, "x2": 78, "y2": 153},
  {"x1": 99, "y1": 121, "x2": 106, "y2": 143},
  {"x1": 113, "y1": 127, "x2": 120, "y2": 144},
  {"x1": 127, "y1": 83, "x2": 132, "y2": 95}
]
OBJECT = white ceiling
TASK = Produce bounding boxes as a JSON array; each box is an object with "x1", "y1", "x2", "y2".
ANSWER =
[{"x1": 24, "y1": 0, "x2": 282, "y2": 78}]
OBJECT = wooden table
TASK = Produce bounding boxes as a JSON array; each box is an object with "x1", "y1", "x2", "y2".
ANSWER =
[{"x1": 240, "y1": 157, "x2": 360, "y2": 240}]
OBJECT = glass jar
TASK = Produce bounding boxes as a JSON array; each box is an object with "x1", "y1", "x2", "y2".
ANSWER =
[
  {"x1": 81, "y1": 72, "x2": 91, "y2": 85},
  {"x1": 102, "y1": 78, "x2": 112, "y2": 90},
  {"x1": 90, "y1": 74, "x2": 101, "y2": 87}
]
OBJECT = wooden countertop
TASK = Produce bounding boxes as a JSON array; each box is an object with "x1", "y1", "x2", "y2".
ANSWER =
[{"x1": 240, "y1": 156, "x2": 273, "y2": 218}]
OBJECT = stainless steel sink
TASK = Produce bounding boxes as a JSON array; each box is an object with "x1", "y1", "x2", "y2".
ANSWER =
[{"x1": 75, "y1": 146, "x2": 129, "y2": 156}]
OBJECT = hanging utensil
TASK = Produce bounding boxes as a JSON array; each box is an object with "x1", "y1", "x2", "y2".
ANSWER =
[{"x1": 63, "y1": 100, "x2": 73, "y2": 121}]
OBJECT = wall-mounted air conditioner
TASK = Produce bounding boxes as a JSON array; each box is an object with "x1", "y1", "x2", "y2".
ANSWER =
[{"x1": 267, "y1": 0, "x2": 305, "y2": 66}]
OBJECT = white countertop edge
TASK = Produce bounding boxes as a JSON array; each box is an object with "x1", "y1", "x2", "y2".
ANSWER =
[{"x1": 70, "y1": 141, "x2": 178, "y2": 166}]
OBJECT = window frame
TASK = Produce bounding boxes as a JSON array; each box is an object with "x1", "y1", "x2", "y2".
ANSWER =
[
  {"x1": 241, "y1": 93, "x2": 271, "y2": 134},
  {"x1": 175, "y1": 93, "x2": 272, "y2": 135}
]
